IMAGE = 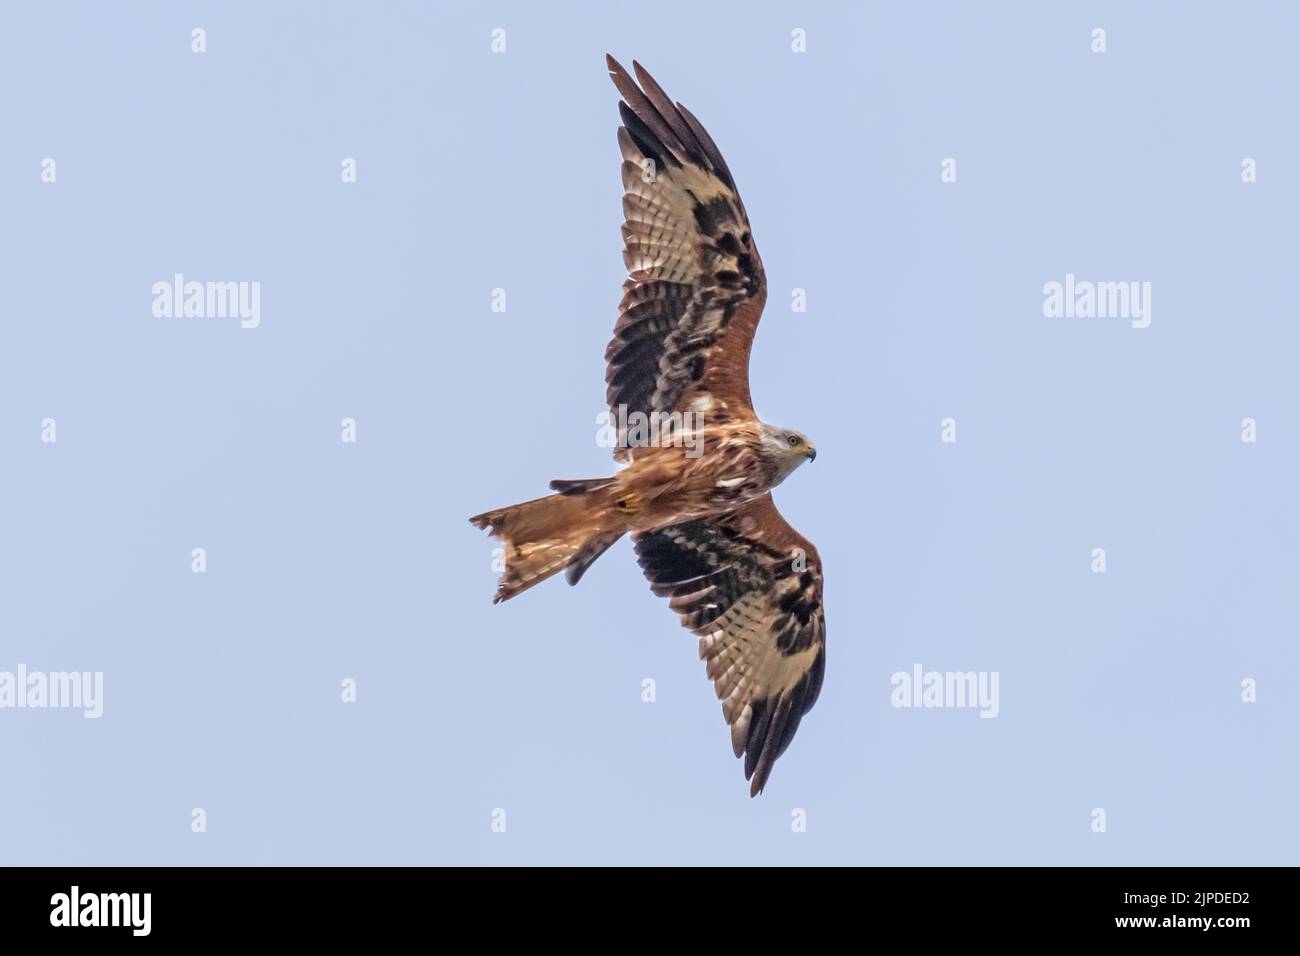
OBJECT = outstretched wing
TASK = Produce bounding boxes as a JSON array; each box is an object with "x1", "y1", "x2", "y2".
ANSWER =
[
  {"x1": 605, "y1": 56, "x2": 767, "y2": 460},
  {"x1": 633, "y1": 494, "x2": 826, "y2": 796}
]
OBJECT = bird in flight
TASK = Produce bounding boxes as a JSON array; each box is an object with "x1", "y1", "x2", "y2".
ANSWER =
[{"x1": 471, "y1": 56, "x2": 825, "y2": 797}]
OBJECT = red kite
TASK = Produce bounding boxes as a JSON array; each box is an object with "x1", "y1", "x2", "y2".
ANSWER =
[{"x1": 472, "y1": 57, "x2": 825, "y2": 796}]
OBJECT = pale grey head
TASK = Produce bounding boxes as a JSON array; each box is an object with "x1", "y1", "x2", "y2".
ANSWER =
[{"x1": 757, "y1": 422, "x2": 817, "y2": 486}]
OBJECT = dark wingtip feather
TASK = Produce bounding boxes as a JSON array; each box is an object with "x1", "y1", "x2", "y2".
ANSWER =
[
  {"x1": 617, "y1": 100, "x2": 674, "y2": 174},
  {"x1": 607, "y1": 55, "x2": 690, "y2": 163},
  {"x1": 675, "y1": 101, "x2": 738, "y2": 192},
  {"x1": 631, "y1": 61, "x2": 707, "y2": 163}
]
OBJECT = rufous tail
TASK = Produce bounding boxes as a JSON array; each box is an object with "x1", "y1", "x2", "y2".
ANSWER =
[{"x1": 469, "y1": 479, "x2": 625, "y2": 603}]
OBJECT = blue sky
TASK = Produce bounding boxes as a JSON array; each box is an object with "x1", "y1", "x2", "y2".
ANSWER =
[{"x1": 1, "y1": 1, "x2": 1296, "y2": 865}]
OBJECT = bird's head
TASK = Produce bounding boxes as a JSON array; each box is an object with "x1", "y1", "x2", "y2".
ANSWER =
[{"x1": 759, "y1": 423, "x2": 817, "y2": 483}]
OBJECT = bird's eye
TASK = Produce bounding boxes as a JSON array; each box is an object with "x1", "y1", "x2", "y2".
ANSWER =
[{"x1": 787, "y1": 435, "x2": 799, "y2": 446}]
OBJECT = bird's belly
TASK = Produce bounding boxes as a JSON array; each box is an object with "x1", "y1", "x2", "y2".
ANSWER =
[
  {"x1": 705, "y1": 473, "x2": 771, "y2": 510},
  {"x1": 624, "y1": 458, "x2": 773, "y2": 531}
]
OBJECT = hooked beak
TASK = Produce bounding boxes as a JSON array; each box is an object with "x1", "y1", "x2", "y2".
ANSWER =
[{"x1": 806, "y1": 445, "x2": 817, "y2": 462}]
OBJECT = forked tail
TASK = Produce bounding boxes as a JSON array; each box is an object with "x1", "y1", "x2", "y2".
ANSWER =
[{"x1": 469, "y1": 479, "x2": 624, "y2": 603}]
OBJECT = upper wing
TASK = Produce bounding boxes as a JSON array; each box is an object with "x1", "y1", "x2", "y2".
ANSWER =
[
  {"x1": 604, "y1": 56, "x2": 768, "y2": 460},
  {"x1": 633, "y1": 494, "x2": 826, "y2": 796}
]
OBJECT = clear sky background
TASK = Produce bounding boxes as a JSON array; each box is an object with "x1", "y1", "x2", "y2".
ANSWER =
[{"x1": 2, "y1": 2, "x2": 1296, "y2": 865}]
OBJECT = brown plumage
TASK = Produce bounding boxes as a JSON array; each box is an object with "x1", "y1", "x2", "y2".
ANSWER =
[{"x1": 470, "y1": 56, "x2": 826, "y2": 796}]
